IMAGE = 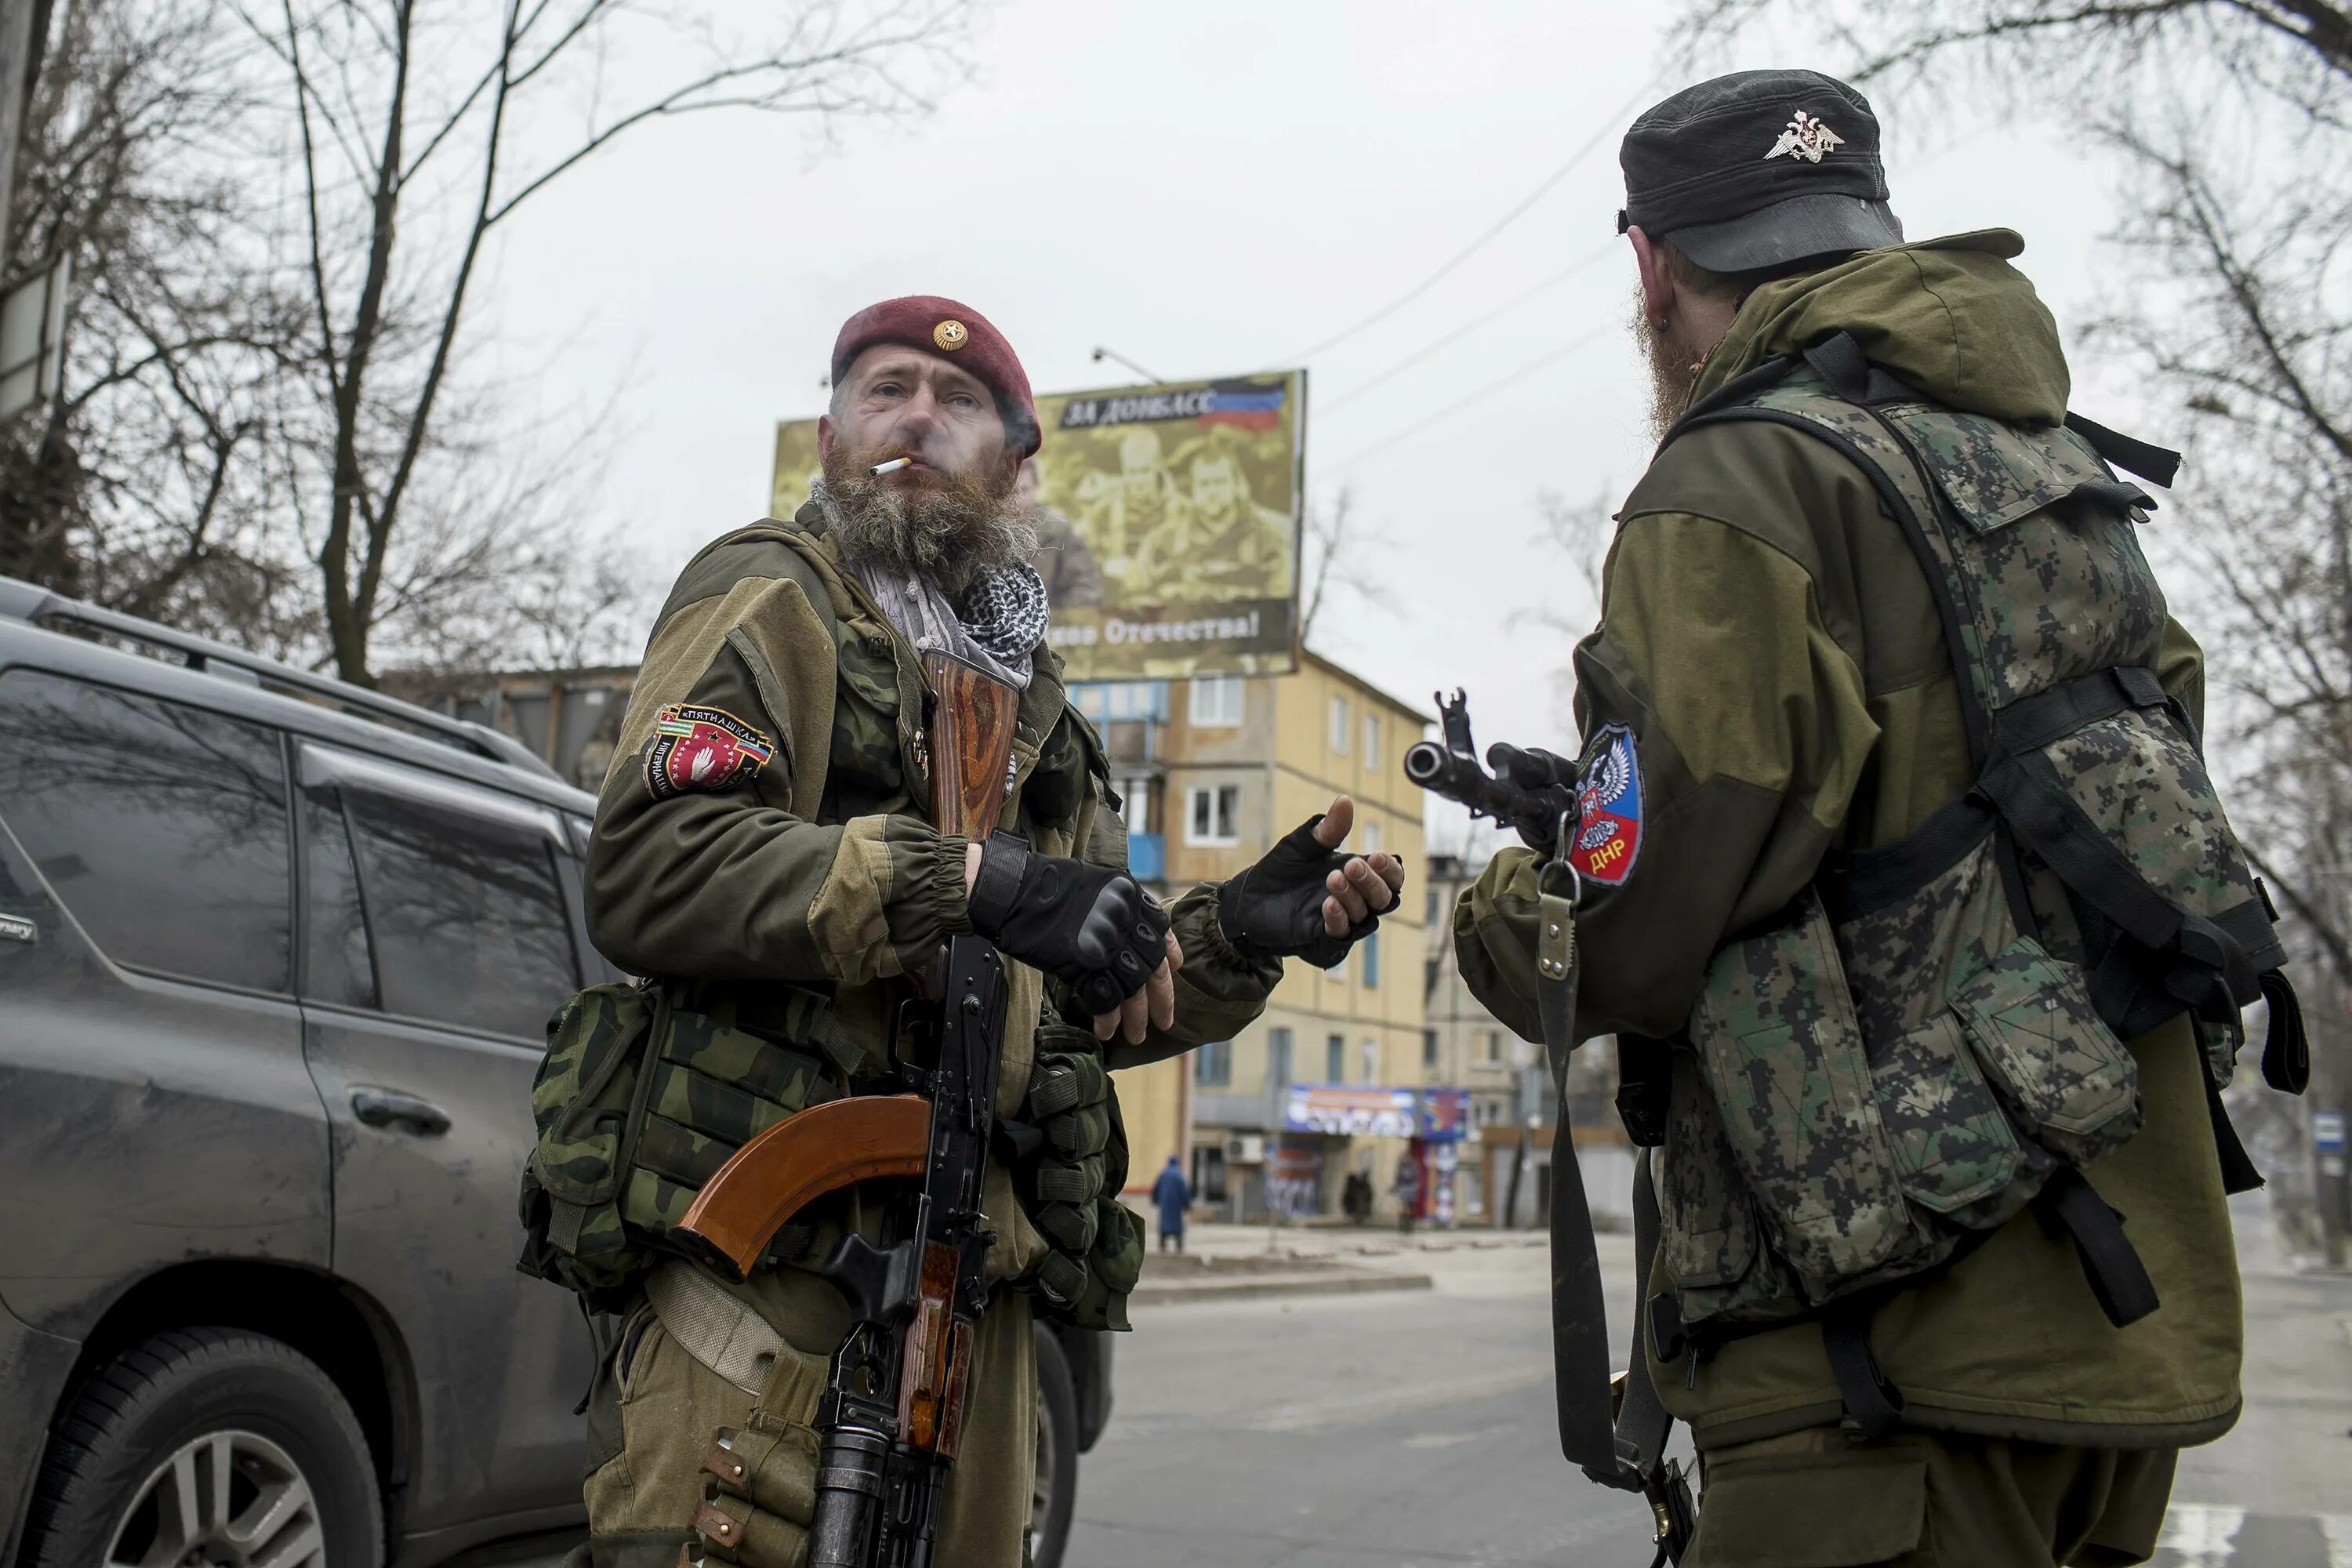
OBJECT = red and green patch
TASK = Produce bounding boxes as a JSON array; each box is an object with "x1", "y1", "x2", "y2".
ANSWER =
[{"x1": 646, "y1": 704, "x2": 774, "y2": 799}]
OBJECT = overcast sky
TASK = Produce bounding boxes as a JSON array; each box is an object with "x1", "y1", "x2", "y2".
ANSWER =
[{"x1": 482, "y1": 1, "x2": 2133, "y2": 851}]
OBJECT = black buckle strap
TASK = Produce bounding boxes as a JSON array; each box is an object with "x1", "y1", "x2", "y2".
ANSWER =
[
  {"x1": 1994, "y1": 666, "x2": 2167, "y2": 757},
  {"x1": 1821, "y1": 1306, "x2": 1905, "y2": 1440},
  {"x1": 2065, "y1": 412, "x2": 2183, "y2": 488},
  {"x1": 2038, "y1": 1167, "x2": 2160, "y2": 1327},
  {"x1": 1977, "y1": 749, "x2": 2263, "y2": 1013},
  {"x1": 2205, "y1": 1063, "x2": 2266, "y2": 1194},
  {"x1": 2259, "y1": 970, "x2": 2310, "y2": 1093}
]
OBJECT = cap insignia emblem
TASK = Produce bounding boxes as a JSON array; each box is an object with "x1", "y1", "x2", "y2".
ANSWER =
[
  {"x1": 932, "y1": 318, "x2": 969, "y2": 351},
  {"x1": 1765, "y1": 111, "x2": 1843, "y2": 165}
]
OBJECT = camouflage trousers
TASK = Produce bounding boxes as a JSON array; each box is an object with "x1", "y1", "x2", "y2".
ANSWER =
[
  {"x1": 1683, "y1": 1425, "x2": 2178, "y2": 1567},
  {"x1": 581, "y1": 1262, "x2": 1036, "y2": 1568}
]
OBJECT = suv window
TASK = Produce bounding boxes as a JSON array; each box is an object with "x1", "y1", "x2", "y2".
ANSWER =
[
  {"x1": 343, "y1": 788, "x2": 579, "y2": 1039},
  {"x1": 300, "y1": 785, "x2": 375, "y2": 1009},
  {"x1": 0, "y1": 670, "x2": 291, "y2": 991}
]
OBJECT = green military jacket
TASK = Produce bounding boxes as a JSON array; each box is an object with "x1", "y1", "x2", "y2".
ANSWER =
[
  {"x1": 1457, "y1": 234, "x2": 2241, "y2": 1450},
  {"x1": 586, "y1": 503, "x2": 1281, "y2": 1279}
]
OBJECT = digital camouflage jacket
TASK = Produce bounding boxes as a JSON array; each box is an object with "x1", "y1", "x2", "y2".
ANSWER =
[
  {"x1": 583, "y1": 504, "x2": 1281, "y2": 1284},
  {"x1": 1459, "y1": 234, "x2": 2251, "y2": 1450}
]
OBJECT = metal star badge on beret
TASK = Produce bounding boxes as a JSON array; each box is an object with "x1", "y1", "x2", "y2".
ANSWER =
[{"x1": 932, "y1": 318, "x2": 969, "y2": 350}]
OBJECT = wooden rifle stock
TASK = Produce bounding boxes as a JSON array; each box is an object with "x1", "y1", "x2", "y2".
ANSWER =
[
  {"x1": 923, "y1": 648, "x2": 1019, "y2": 841},
  {"x1": 675, "y1": 1096, "x2": 931, "y2": 1278}
]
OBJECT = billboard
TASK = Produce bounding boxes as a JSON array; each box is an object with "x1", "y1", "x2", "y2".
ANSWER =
[{"x1": 771, "y1": 369, "x2": 1305, "y2": 681}]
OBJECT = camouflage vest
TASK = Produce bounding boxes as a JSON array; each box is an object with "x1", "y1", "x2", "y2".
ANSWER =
[
  {"x1": 519, "y1": 517, "x2": 1109, "y2": 1305},
  {"x1": 1645, "y1": 336, "x2": 2309, "y2": 1370}
]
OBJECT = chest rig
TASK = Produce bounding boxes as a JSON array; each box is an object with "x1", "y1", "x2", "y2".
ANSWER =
[
  {"x1": 520, "y1": 517, "x2": 1109, "y2": 1305},
  {"x1": 1627, "y1": 334, "x2": 2311, "y2": 1438}
]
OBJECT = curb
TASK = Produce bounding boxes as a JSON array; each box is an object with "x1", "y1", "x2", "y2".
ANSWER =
[{"x1": 1130, "y1": 1270, "x2": 1435, "y2": 1306}]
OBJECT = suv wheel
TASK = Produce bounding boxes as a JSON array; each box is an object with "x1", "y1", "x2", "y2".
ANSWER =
[
  {"x1": 1029, "y1": 1323, "x2": 1079, "y2": 1568},
  {"x1": 20, "y1": 1327, "x2": 383, "y2": 1568}
]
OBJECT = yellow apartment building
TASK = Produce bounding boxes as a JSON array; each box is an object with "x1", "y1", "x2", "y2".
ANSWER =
[{"x1": 1074, "y1": 653, "x2": 1442, "y2": 1224}]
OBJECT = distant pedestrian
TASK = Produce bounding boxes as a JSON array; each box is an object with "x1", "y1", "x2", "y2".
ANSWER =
[
  {"x1": 1394, "y1": 1153, "x2": 1422, "y2": 1236},
  {"x1": 1152, "y1": 1156, "x2": 1192, "y2": 1253},
  {"x1": 1343, "y1": 1171, "x2": 1372, "y2": 1226}
]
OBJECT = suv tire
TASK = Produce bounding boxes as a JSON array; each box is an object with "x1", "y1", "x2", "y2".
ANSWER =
[
  {"x1": 1029, "y1": 1322, "x2": 1079, "y2": 1568},
  {"x1": 19, "y1": 1327, "x2": 383, "y2": 1568}
]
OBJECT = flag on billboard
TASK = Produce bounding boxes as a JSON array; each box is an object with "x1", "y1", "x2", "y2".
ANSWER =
[{"x1": 771, "y1": 368, "x2": 1305, "y2": 681}]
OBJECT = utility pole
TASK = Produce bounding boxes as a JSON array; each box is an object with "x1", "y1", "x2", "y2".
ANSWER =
[{"x1": 0, "y1": 0, "x2": 48, "y2": 264}]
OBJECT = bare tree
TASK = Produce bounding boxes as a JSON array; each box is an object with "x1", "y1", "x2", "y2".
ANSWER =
[
  {"x1": 1516, "y1": 485, "x2": 1614, "y2": 725},
  {"x1": 0, "y1": 0, "x2": 313, "y2": 644},
  {"x1": 1672, "y1": 1, "x2": 2352, "y2": 971},
  {"x1": 1298, "y1": 486, "x2": 1396, "y2": 644},
  {"x1": 4, "y1": 1, "x2": 978, "y2": 683},
  {"x1": 232, "y1": 0, "x2": 980, "y2": 684}
]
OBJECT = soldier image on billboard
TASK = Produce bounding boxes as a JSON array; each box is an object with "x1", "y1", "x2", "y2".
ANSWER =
[
  {"x1": 1135, "y1": 429, "x2": 1294, "y2": 603},
  {"x1": 1071, "y1": 425, "x2": 1182, "y2": 589}
]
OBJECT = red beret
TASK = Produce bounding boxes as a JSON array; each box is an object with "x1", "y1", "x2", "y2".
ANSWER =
[{"x1": 829, "y1": 296, "x2": 1040, "y2": 457}]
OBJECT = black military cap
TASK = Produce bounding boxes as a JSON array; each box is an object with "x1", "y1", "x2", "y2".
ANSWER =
[{"x1": 1618, "y1": 69, "x2": 1901, "y2": 273}]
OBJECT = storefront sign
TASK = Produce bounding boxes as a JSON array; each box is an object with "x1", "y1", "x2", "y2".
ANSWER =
[{"x1": 1282, "y1": 1083, "x2": 1417, "y2": 1138}]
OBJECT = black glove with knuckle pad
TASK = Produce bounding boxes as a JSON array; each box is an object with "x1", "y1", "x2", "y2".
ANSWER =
[
  {"x1": 966, "y1": 833, "x2": 1170, "y2": 1015},
  {"x1": 1219, "y1": 814, "x2": 1399, "y2": 970}
]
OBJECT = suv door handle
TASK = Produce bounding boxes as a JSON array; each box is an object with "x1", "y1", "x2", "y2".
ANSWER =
[{"x1": 351, "y1": 1088, "x2": 452, "y2": 1137}]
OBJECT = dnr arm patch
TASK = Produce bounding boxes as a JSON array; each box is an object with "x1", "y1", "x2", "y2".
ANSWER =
[
  {"x1": 646, "y1": 704, "x2": 775, "y2": 800},
  {"x1": 1568, "y1": 724, "x2": 1642, "y2": 886}
]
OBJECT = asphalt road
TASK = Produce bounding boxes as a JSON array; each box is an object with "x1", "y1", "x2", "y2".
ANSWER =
[
  {"x1": 1063, "y1": 1203, "x2": 2352, "y2": 1568},
  {"x1": 1063, "y1": 1235, "x2": 1661, "y2": 1568},
  {"x1": 488, "y1": 1201, "x2": 2349, "y2": 1567}
]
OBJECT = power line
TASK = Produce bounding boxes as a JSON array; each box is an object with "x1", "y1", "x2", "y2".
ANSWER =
[
  {"x1": 1286, "y1": 69, "x2": 1664, "y2": 365},
  {"x1": 1316, "y1": 234, "x2": 1622, "y2": 417},
  {"x1": 1330, "y1": 323, "x2": 1617, "y2": 474}
]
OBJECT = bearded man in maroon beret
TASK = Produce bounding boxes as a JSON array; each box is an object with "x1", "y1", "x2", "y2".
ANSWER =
[{"x1": 554, "y1": 298, "x2": 1403, "y2": 1566}]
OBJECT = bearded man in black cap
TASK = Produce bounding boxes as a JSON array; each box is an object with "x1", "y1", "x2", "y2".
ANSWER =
[{"x1": 1457, "y1": 70, "x2": 2304, "y2": 1566}]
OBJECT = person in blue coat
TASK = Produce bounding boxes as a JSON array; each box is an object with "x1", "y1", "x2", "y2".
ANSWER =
[{"x1": 1151, "y1": 1156, "x2": 1193, "y2": 1252}]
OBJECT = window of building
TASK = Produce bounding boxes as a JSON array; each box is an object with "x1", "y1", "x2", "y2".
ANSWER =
[
  {"x1": 1362, "y1": 821, "x2": 1382, "y2": 856},
  {"x1": 1425, "y1": 887, "x2": 1439, "y2": 924},
  {"x1": 1359, "y1": 1037, "x2": 1377, "y2": 1083},
  {"x1": 1115, "y1": 774, "x2": 1152, "y2": 833},
  {"x1": 1363, "y1": 715, "x2": 1382, "y2": 770},
  {"x1": 344, "y1": 789, "x2": 579, "y2": 1039},
  {"x1": 1189, "y1": 676, "x2": 1243, "y2": 727},
  {"x1": 0, "y1": 672, "x2": 292, "y2": 992},
  {"x1": 1329, "y1": 695, "x2": 1350, "y2": 753},
  {"x1": 1482, "y1": 1029, "x2": 1504, "y2": 1064},
  {"x1": 1326, "y1": 1033, "x2": 1345, "y2": 1082},
  {"x1": 1267, "y1": 1026, "x2": 1293, "y2": 1087},
  {"x1": 1185, "y1": 784, "x2": 1239, "y2": 845},
  {"x1": 1193, "y1": 1038, "x2": 1232, "y2": 1086},
  {"x1": 1360, "y1": 931, "x2": 1381, "y2": 987},
  {"x1": 1422, "y1": 1029, "x2": 1439, "y2": 1068}
]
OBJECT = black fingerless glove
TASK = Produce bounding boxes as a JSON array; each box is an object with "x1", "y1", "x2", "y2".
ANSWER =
[
  {"x1": 1218, "y1": 814, "x2": 1402, "y2": 969},
  {"x1": 967, "y1": 834, "x2": 1171, "y2": 1017}
]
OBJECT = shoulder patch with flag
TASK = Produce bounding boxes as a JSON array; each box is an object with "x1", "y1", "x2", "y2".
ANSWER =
[
  {"x1": 1568, "y1": 724, "x2": 1642, "y2": 887},
  {"x1": 646, "y1": 704, "x2": 774, "y2": 800}
]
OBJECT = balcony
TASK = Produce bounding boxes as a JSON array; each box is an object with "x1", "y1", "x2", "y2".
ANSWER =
[{"x1": 1127, "y1": 830, "x2": 1164, "y2": 883}]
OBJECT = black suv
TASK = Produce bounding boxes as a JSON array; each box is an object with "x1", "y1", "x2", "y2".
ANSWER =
[{"x1": 0, "y1": 579, "x2": 1106, "y2": 1567}]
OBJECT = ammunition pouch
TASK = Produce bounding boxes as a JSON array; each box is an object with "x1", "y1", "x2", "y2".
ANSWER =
[{"x1": 517, "y1": 978, "x2": 852, "y2": 1310}]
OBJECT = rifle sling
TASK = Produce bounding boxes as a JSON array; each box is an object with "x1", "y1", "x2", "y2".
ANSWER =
[{"x1": 1535, "y1": 862, "x2": 1624, "y2": 1479}]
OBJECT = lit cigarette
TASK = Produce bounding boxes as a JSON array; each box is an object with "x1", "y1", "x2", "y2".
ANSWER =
[{"x1": 870, "y1": 456, "x2": 913, "y2": 476}]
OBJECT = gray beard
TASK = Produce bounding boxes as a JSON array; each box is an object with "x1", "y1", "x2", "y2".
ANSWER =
[{"x1": 822, "y1": 474, "x2": 1039, "y2": 599}]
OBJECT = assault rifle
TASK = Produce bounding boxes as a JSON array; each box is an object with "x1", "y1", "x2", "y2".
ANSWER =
[
  {"x1": 676, "y1": 649, "x2": 1021, "y2": 1568},
  {"x1": 1401, "y1": 689, "x2": 1578, "y2": 846}
]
